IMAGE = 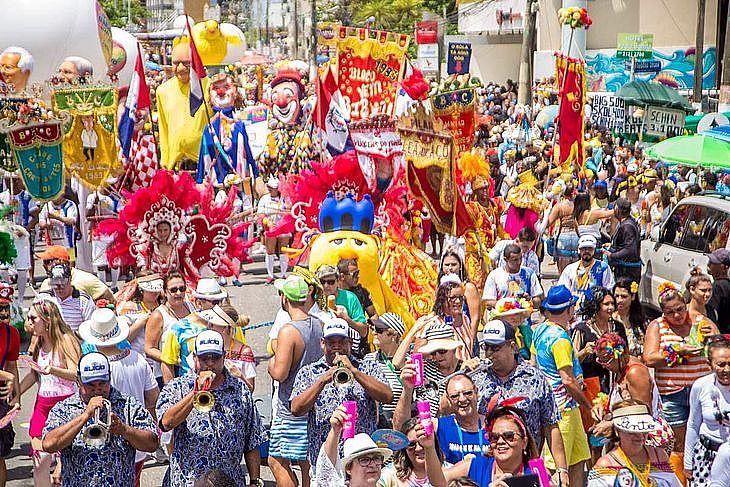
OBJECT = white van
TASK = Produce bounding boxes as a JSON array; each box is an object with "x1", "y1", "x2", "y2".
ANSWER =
[{"x1": 640, "y1": 193, "x2": 730, "y2": 311}]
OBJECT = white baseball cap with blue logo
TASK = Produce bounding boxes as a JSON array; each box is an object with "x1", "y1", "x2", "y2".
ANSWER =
[
  {"x1": 194, "y1": 329, "x2": 225, "y2": 357},
  {"x1": 78, "y1": 352, "x2": 111, "y2": 384}
]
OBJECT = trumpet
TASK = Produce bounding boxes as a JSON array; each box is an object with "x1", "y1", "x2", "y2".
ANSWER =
[
  {"x1": 193, "y1": 376, "x2": 216, "y2": 412},
  {"x1": 82, "y1": 399, "x2": 112, "y2": 448},
  {"x1": 334, "y1": 362, "x2": 353, "y2": 387}
]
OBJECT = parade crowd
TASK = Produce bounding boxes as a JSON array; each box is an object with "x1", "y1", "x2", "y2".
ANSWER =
[{"x1": 3, "y1": 26, "x2": 730, "y2": 487}]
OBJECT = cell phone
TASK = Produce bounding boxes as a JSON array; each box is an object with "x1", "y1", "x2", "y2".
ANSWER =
[{"x1": 503, "y1": 473, "x2": 542, "y2": 487}]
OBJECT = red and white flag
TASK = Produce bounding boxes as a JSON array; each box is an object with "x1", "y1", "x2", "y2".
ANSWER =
[
  {"x1": 186, "y1": 21, "x2": 207, "y2": 116},
  {"x1": 315, "y1": 65, "x2": 349, "y2": 154}
]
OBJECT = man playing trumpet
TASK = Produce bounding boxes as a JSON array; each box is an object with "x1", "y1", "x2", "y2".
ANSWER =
[
  {"x1": 157, "y1": 330, "x2": 266, "y2": 487},
  {"x1": 42, "y1": 352, "x2": 158, "y2": 486}
]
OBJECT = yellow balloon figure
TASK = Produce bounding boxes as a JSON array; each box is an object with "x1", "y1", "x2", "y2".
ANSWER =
[{"x1": 307, "y1": 193, "x2": 415, "y2": 331}]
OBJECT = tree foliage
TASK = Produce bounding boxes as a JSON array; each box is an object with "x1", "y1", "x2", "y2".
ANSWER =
[
  {"x1": 98, "y1": 0, "x2": 149, "y2": 29},
  {"x1": 351, "y1": 0, "x2": 423, "y2": 34}
]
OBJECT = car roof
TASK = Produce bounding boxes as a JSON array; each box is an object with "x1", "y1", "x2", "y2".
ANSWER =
[{"x1": 678, "y1": 193, "x2": 730, "y2": 213}]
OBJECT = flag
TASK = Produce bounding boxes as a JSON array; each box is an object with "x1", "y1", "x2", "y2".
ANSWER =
[
  {"x1": 118, "y1": 44, "x2": 151, "y2": 160},
  {"x1": 555, "y1": 53, "x2": 586, "y2": 172},
  {"x1": 186, "y1": 20, "x2": 207, "y2": 116},
  {"x1": 315, "y1": 66, "x2": 349, "y2": 155}
]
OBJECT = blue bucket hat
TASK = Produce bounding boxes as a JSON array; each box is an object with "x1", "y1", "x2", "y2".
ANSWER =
[{"x1": 541, "y1": 285, "x2": 578, "y2": 313}]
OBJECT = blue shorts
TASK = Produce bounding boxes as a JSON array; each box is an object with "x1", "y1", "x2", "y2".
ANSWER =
[
  {"x1": 556, "y1": 232, "x2": 579, "y2": 258},
  {"x1": 268, "y1": 415, "x2": 308, "y2": 461},
  {"x1": 660, "y1": 387, "x2": 691, "y2": 427}
]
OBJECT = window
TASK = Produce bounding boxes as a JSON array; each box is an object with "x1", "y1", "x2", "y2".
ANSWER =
[
  {"x1": 660, "y1": 203, "x2": 690, "y2": 247},
  {"x1": 702, "y1": 208, "x2": 730, "y2": 252}
]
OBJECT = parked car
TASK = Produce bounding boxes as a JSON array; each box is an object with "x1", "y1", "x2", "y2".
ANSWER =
[{"x1": 640, "y1": 193, "x2": 730, "y2": 311}]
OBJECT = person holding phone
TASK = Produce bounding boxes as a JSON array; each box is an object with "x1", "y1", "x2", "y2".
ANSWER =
[{"x1": 444, "y1": 406, "x2": 539, "y2": 487}]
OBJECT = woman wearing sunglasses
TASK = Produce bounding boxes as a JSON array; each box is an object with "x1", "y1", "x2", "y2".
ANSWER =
[
  {"x1": 683, "y1": 335, "x2": 730, "y2": 486},
  {"x1": 444, "y1": 406, "x2": 539, "y2": 487},
  {"x1": 643, "y1": 282, "x2": 719, "y2": 483},
  {"x1": 378, "y1": 417, "x2": 447, "y2": 487},
  {"x1": 437, "y1": 247, "x2": 481, "y2": 329},
  {"x1": 590, "y1": 333, "x2": 670, "y2": 451},
  {"x1": 587, "y1": 401, "x2": 681, "y2": 487},
  {"x1": 428, "y1": 279, "x2": 477, "y2": 361}
]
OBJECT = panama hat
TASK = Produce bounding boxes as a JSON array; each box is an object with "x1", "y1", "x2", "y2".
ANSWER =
[
  {"x1": 78, "y1": 308, "x2": 129, "y2": 347},
  {"x1": 342, "y1": 433, "x2": 393, "y2": 467}
]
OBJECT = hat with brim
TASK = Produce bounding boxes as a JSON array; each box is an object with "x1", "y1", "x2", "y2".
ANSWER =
[
  {"x1": 612, "y1": 404, "x2": 657, "y2": 433},
  {"x1": 199, "y1": 305, "x2": 237, "y2": 328},
  {"x1": 541, "y1": 284, "x2": 579, "y2": 313},
  {"x1": 137, "y1": 273, "x2": 163, "y2": 293},
  {"x1": 78, "y1": 308, "x2": 129, "y2": 347},
  {"x1": 418, "y1": 324, "x2": 463, "y2": 355},
  {"x1": 192, "y1": 278, "x2": 228, "y2": 301},
  {"x1": 342, "y1": 433, "x2": 393, "y2": 468},
  {"x1": 491, "y1": 297, "x2": 531, "y2": 318}
]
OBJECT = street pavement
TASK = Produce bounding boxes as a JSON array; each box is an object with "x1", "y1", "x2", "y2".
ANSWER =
[{"x1": 5, "y1": 249, "x2": 562, "y2": 486}]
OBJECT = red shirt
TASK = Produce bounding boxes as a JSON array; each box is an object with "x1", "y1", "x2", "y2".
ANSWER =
[{"x1": 0, "y1": 324, "x2": 20, "y2": 367}]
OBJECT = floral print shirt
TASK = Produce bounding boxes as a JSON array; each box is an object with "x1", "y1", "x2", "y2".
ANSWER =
[
  {"x1": 43, "y1": 388, "x2": 156, "y2": 487},
  {"x1": 157, "y1": 370, "x2": 266, "y2": 487}
]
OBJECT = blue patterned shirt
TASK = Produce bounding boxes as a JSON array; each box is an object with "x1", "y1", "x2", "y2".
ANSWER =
[
  {"x1": 43, "y1": 388, "x2": 156, "y2": 487},
  {"x1": 291, "y1": 355, "x2": 388, "y2": 465},
  {"x1": 475, "y1": 359, "x2": 560, "y2": 448},
  {"x1": 157, "y1": 370, "x2": 266, "y2": 487}
]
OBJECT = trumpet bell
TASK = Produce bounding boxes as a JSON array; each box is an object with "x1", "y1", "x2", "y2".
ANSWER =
[
  {"x1": 334, "y1": 365, "x2": 353, "y2": 386},
  {"x1": 82, "y1": 424, "x2": 108, "y2": 448},
  {"x1": 193, "y1": 390, "x2": 216, "y2": 412}
]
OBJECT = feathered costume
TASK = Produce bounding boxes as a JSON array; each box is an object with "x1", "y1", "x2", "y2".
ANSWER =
[
  {"x1": 505, "y1": 168, "x2": 549, "y2": 239},
  {"x1": 98, "y1": 171, "x2": 252, "y2": 285},
  {"x1": 457, "y1": 151, "x2": 504, "y2": 290},
  {"x1": 268, "y1": 150, "x2": 437, "y2": 321}
]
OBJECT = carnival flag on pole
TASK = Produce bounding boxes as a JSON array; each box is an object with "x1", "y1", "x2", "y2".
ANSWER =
[
  {"x1": 118, "y1": 44, "x2": 151, "y2": 160},
  {"x1": 315, "y1": 66, "x2": 350, "y2": 155},
  {"x1": 186, "y1": 20, "x2": 207, "y2": 116}
]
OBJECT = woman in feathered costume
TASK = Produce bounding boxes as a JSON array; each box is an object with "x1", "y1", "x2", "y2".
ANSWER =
[
  {"x1": 458, "y1": 150, "x2": 505, "y2": 290},
  {"x1": 99, "y1": 171, "x2": 252, "y2": 287}
]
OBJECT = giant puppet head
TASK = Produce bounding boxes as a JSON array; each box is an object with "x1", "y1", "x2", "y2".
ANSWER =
[
  {"x1": 308, "y1": 191, "x2": 415, "y2": 329},
  {"x1": 209, "y1": 73, "x2": 237, "y2": 110},
  {"x1": 0, "y1": 46, "x2": 33, "y2": 93},
  {"x1": 269, "y1": 69, "x2": 304, "y2": 125}
]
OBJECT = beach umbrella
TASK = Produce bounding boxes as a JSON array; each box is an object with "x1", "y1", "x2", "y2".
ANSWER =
[{"x1": 646, "y1": 134, "x2": 730, "y2": 169}]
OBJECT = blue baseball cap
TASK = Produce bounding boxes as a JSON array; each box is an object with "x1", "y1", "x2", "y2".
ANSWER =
[{"x1": 78, "y1": 352, "x2": 111, "y2": 384}]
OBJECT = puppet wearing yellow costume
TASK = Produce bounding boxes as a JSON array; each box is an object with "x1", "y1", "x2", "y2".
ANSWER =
[
  {"x1": 307, "y1": 192, "x2": 415, "y2": 331},
  {"x1": 458, "y1": 150, "x2": 505, "y2": 290},
  {"x1": 157, "y1": 41, "x2": 210, "y2": 169}
]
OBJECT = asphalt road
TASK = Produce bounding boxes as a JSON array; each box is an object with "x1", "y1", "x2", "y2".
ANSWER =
[{"x1": 5, "y1": 248, "x2": 562, "y2": 486}]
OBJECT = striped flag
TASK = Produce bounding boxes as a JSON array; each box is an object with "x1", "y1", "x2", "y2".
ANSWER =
[
  {"x1": 118, "y1": 44, "x2": 151, "y2": 160},
  {"x1": 186, "y1": 20, "x2": 207, "y2": 116}
]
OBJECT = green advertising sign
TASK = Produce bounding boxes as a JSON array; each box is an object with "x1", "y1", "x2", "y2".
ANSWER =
[{"x1": 617, "y1": 33, "x2": 653, "y2": 59}]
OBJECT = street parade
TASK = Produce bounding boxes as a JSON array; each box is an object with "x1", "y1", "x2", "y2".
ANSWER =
[{"x1": 0, "y1": 0, "x2": 729, "y2": 486}]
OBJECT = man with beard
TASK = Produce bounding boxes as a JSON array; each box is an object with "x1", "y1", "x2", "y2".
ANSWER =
[
  {"x1": 558, "y1": 235, "x2": 614, "y2": 301},
  {"x1": 157, "y1": 330, "x2": 265, "y2": 487}
]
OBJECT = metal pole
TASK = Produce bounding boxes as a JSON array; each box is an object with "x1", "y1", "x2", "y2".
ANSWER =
[
  {"x1": 694, "y1": 0, "x2": 706, "y2": 109},
  {"x1": 310, "y1": 0, "x2": 318, "y2": 74}
]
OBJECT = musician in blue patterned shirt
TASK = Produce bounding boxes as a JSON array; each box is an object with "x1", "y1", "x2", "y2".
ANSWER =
[
  {"x1": 42, "y1": 352, "x2": 158, "y2": 487},
  {"x1": 290, "y1": 318, "x2": 392, "y2": 466},
  {"x1": 157, "y1": 330, "x2": 266, "y2": 487}
]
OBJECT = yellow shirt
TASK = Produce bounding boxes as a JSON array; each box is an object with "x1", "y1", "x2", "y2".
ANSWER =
[
  {"x1": 40, "y1": 268, "x2": 110, "y2": 300},
  {"x1": 156, "y1": 77, "x2": 210, "y2": 170}
]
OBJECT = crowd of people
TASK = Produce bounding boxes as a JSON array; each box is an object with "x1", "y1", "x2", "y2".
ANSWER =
[{"x1": 3, "y1": 22, "x2": 730, "y2": 487}]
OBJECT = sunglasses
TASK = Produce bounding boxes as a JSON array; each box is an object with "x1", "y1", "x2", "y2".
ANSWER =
[
  {"x1": 406, "y1": 440, "x2": 419, "y2": 450},
  {"x1": 345, "y1": 270, "x2": 360, "y2": 278},
  {"x1": 488, "y1": 431, "x2": 522, "y2": 443},
  {"x1": 481, "y1": 342, "x2": 507, "y2": 353},
  {"x1": 448, "y1": 295, "x2": 465, "y2": 303},
  {"x1": 168, "y1": 286, "x2": 186, "y2": 294},
  {"x1": 321, "y1": 279, "x2": 337, "y2": 285},
  {"x1": 595, "y1": 354, "x2": 615, "y2": 365}
]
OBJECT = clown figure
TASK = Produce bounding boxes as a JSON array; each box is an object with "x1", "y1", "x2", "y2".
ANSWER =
[
  {"x1": 198, "y1": 73, "x2": 257, "y2": 185},
  {"x1": 258, "y1": 69, "x2": 314, "y2": 178}
]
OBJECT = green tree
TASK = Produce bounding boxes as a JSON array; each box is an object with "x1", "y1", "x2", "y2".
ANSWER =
[
  {"x1": 351, "y1": 0, "x2": 423, "y2": 33},
  {"x1": 98, "y1": 0, "x2": 149, "y2": 29}
]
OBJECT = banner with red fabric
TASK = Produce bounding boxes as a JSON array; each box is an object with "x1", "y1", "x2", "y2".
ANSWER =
[
  {"x1": 336, "y1": 27, "x2": 410, "y2": 122},
  {"x1": 397, "y1": 105, "x2": 473, "y2": 236},
  {"x1": 555, "y1": 53, "x2": 586, "y2": 170},
  {"x1": 430, "y1": 88, "x2": 476, "y2": 156}
]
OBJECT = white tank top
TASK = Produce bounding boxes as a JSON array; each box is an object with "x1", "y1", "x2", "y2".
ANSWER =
[
  {"x1": 37, "y1": 348, "x2": 77, "y2": 398},
  {"x1": 150, "y1": 302, "x2": 194, "y2": 378}
]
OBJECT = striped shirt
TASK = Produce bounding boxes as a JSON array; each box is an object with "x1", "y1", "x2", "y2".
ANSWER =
[
  {"x1": 364, "y1": 351, "x2": 403, "y2": 420},
  {"x1": 655, "y1": 318, "x2": 711, "y2": 395},
  {"x1": 39, "y1": 290, "x2": 95, "y2": 332}
]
